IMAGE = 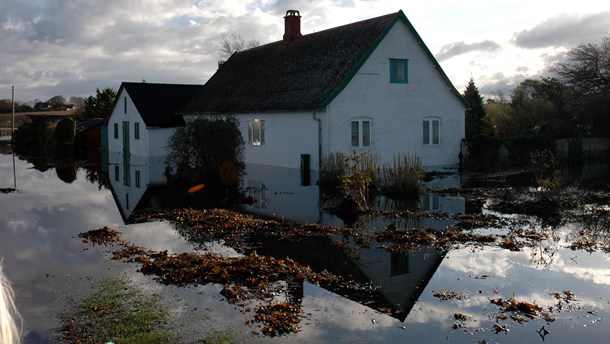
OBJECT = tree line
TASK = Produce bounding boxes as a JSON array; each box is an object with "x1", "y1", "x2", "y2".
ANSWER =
[{"x1": 464, "y1": 35, "x2": 610, "y2": 139}]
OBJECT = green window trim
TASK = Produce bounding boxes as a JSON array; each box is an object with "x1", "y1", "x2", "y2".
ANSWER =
[
  {"x1": 134, "y1": 122, "x2": 140, "y2": 140},
  {"x1": 135, "y1": 170, "x2": 141, "y2": 188},
  {"x1": 389, "y1": 58, "x2": 409, "y2": 84}
]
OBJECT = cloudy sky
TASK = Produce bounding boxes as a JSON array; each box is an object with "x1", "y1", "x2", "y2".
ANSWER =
[{"x1": 1, "y1": 0, "x2": 609, "y2": 103}]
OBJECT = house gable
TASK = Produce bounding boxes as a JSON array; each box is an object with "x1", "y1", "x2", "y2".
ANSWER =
[{"x1": 322, "y1": 11, "x2": 468, "y2": 109}]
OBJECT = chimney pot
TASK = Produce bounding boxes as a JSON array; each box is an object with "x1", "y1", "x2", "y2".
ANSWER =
[{"x1": 283, "y1": 10, "x2": 302, "y2": 43}]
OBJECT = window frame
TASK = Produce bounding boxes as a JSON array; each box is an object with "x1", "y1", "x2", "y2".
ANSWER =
[
  {"x1": 135, "y1": 170, "x2": 141, "y2": 188},
  {"x1": 247, "y1": 119, "x2": 265, "y2": 146},
  {"x1": 134, "y1": 122, "x2": 140, "y2": 140},
  {"x1": 389, "y1": 58, "x2": 409, "y2": 84},
  {"x1": 422, "y1": 117, "x2": 441, "y2": 145},
  {"x1": 351, "y1": 118, "x2": 372, "y2": 148},
  {"x1": 113, "y1": 123, "x2": 119, "y2": 139}
]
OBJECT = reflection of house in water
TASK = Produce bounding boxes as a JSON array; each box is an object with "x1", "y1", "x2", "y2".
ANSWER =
[
  {"x1": 254, "y1": 229, "x2": 444, "y2": 321},
  {"x1": 107, "y1": 154, "x2": 168, "y2": 221},
  {"x1": 244, "y1": 164, "x2": 320, "y2": 223},
  {"x1": 243, "y1": 164, "x2": 461, "y2": 321}
]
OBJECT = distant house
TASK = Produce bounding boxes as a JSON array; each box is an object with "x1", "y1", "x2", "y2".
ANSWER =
[
  {"x1": 34, "y1": 102, "x2": 52, "y2": 111},
  {"x1": 106, "y1": 82, "x2": 202, "y2": 158},
  {"x1": 180, "y1": 10, "x2": 468, "y2": 172}
]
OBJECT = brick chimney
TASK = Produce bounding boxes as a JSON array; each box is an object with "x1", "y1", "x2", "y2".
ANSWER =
[{"x1": 283, "y1": 10, "x2": 302, "y2": 43}]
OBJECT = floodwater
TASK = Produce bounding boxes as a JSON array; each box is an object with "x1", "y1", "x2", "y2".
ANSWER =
[{"x1": 1, "y1": 148, "x2": 610, "y2": 343}]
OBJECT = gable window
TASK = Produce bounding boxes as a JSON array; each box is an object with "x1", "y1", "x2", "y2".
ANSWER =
[
  {"x1": 134, "y1": 122, "x2": 140, "y2": 140},
  {"x1": 390, "y1": 58, "x2": 409, "y2": 83},
  {"x1": 423, "y1": 118, "x2": 441, "y2": 145},
  {"x1": 247, "y1": 119, "x2": 265, "y2": 145},
  {"x1": 113, "y1": 123, "x2": 119, "y2": 139},
  {"x1": 351, "y1": 119, "x2": 371, "y2": 148},
  {"x1": 114, "y1": 165, "x2": 119, "y2": 181},
  {"x1": 124, "y1": 97, "x2": 127, "y2": 113}
]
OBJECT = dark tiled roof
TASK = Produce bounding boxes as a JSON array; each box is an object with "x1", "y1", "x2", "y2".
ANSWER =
[
  {"x1": 121, "y1": 82, "x2": 202, "y2": 127},
  {"x1": 181, "y1": 11, "x2": 468, "y2": 114},
  {"x1": 180, "y1": 12, "x2": 399, "y2": 114}
]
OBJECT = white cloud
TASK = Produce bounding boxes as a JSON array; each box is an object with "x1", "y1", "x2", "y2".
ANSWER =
[{"x1": 0, "y1": 0, "x2": 609, "y2": 101}]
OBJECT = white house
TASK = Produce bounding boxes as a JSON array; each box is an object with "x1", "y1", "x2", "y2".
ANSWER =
[
  {"x1": 180, "y1": 10, "x2": 468, "y2": 173},
  {"x1": 107, "y1": 82, "x2": 201, "y2": 159},
  {"x1": 106, "y1": 82, "x2": 202, "y2": 211}
]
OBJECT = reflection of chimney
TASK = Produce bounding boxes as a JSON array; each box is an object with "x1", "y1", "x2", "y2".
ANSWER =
[{"x1": 283, "y1": 10, "x2": 302, "y2": 43}]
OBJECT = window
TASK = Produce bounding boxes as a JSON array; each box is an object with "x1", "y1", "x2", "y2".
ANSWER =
[
  {"x1": 247, "y1": 119, "x2": 265, "y2": 145},
  {"x1": 390, "y1": 59, "x2": 409, "y2": 83},
  {"x1": 124, "y1": 97, "x2": 127, "y2": 113},
  {"x1": 134, "y1": 122, "x2": 140, "y2": 140},
  {"x1": 135, "y1": 170, "x2": 141, "y2": 188},
  {"x1": 351, "y1": 119, "x2": 371, "y2": 148},
  {"x1": 113, "y1": 123, "x2": 119, "y2": 139},
  {"x1": 421, "y1": 192, "x2": 440, "y2": 211},
  {"x1": 114, "y1": 165, "x2": 119, "y2": 181},
  {"x1": 390, "y1": 252, "x2": 410, "y2": 275},
  {"x1": 423, "y1": 118, "x2": 440, "y2": 145}
]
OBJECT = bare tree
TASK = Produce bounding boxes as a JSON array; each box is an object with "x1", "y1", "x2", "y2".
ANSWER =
[
  {"x1": 553, "y1": 35, "x2": 610, "y2": 95},
  {"x1": 218, "y1": 33, "x2": 260, "y2": 60}
]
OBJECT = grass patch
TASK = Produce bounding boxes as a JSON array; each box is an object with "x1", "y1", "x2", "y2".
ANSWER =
[
  {"x1": 58, "y1": 277, "x2": 178, "y2": 344},
  {"x1": 204, "y1": 329, "x2": 238, "y2": 343}
]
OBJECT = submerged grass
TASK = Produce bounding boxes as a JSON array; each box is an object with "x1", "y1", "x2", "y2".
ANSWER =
[
  {"x1": 58, "y1": 277, "x2": 178, "y2": 344},
  {"x1": 379, "y1": 153, "x2": 425, "y2": 198}
]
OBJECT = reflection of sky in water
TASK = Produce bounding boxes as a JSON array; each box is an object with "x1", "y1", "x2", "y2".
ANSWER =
[{"x1": 2, "y1": 153, "x2": 610, "y2": 343}]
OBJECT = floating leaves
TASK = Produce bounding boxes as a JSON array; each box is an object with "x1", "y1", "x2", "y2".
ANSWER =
[{"x1": 78, "y1": 226, "x2": 121, "y2": 245}]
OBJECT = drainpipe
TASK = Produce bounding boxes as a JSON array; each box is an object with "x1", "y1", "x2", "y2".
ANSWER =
[
  {"x1": 312, "y1": 111, "x2": 323, "y2": 224},
  {"x1": 312, "y1": 112, "x2": 322, "y2": 170}
]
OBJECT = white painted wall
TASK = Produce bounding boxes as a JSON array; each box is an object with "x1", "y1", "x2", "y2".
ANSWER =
[
  {"x1": 107, "y1": 88, "x2": 178, "y2": 158},
  {"x1": 325, "y1": 19, "x2": 465, "y2": 170},
  {"x1": 185, "y1": 112, "x2": 320, "y2": 171},
  {"x1": 148, "y1": 127, "x2": 174, "y2": 158}
]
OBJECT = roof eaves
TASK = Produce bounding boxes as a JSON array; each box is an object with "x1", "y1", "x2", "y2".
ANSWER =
[
  {"x1": 104, "y1": 83, "x2": 125, "y2": 126},
  {"x1": 397, "y1": 11, "x2": 470, "y2": 108}
]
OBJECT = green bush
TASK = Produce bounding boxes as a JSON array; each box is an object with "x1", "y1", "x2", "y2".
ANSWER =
[
  {"x1": 462, "y1": 135, "x2": 503, "y2": 171},
  {"x1": 508, "y1": 136, "x2": 554, "y2": 167},
  {"x1": 165, "y1": 116, "x2": 245, "y2": 205},
  {"x1": 13, "y1": 119, "x2": 55, "y2": 154}
]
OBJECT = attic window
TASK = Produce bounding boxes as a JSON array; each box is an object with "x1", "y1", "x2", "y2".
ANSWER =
[
  {"x1": 390, "y1": 59, "x2": 409, "y2": 83},
  {"x1": 248, "y1": 119, "x2": 265, "y2": 146}
]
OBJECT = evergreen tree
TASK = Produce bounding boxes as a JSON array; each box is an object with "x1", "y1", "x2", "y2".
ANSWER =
[
  {"x1": 82, "y1": 88, "x2": 116, "y2": 119},
  {"x1": 463, "y1": 78, "x2": 492, "y2": 137}
]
